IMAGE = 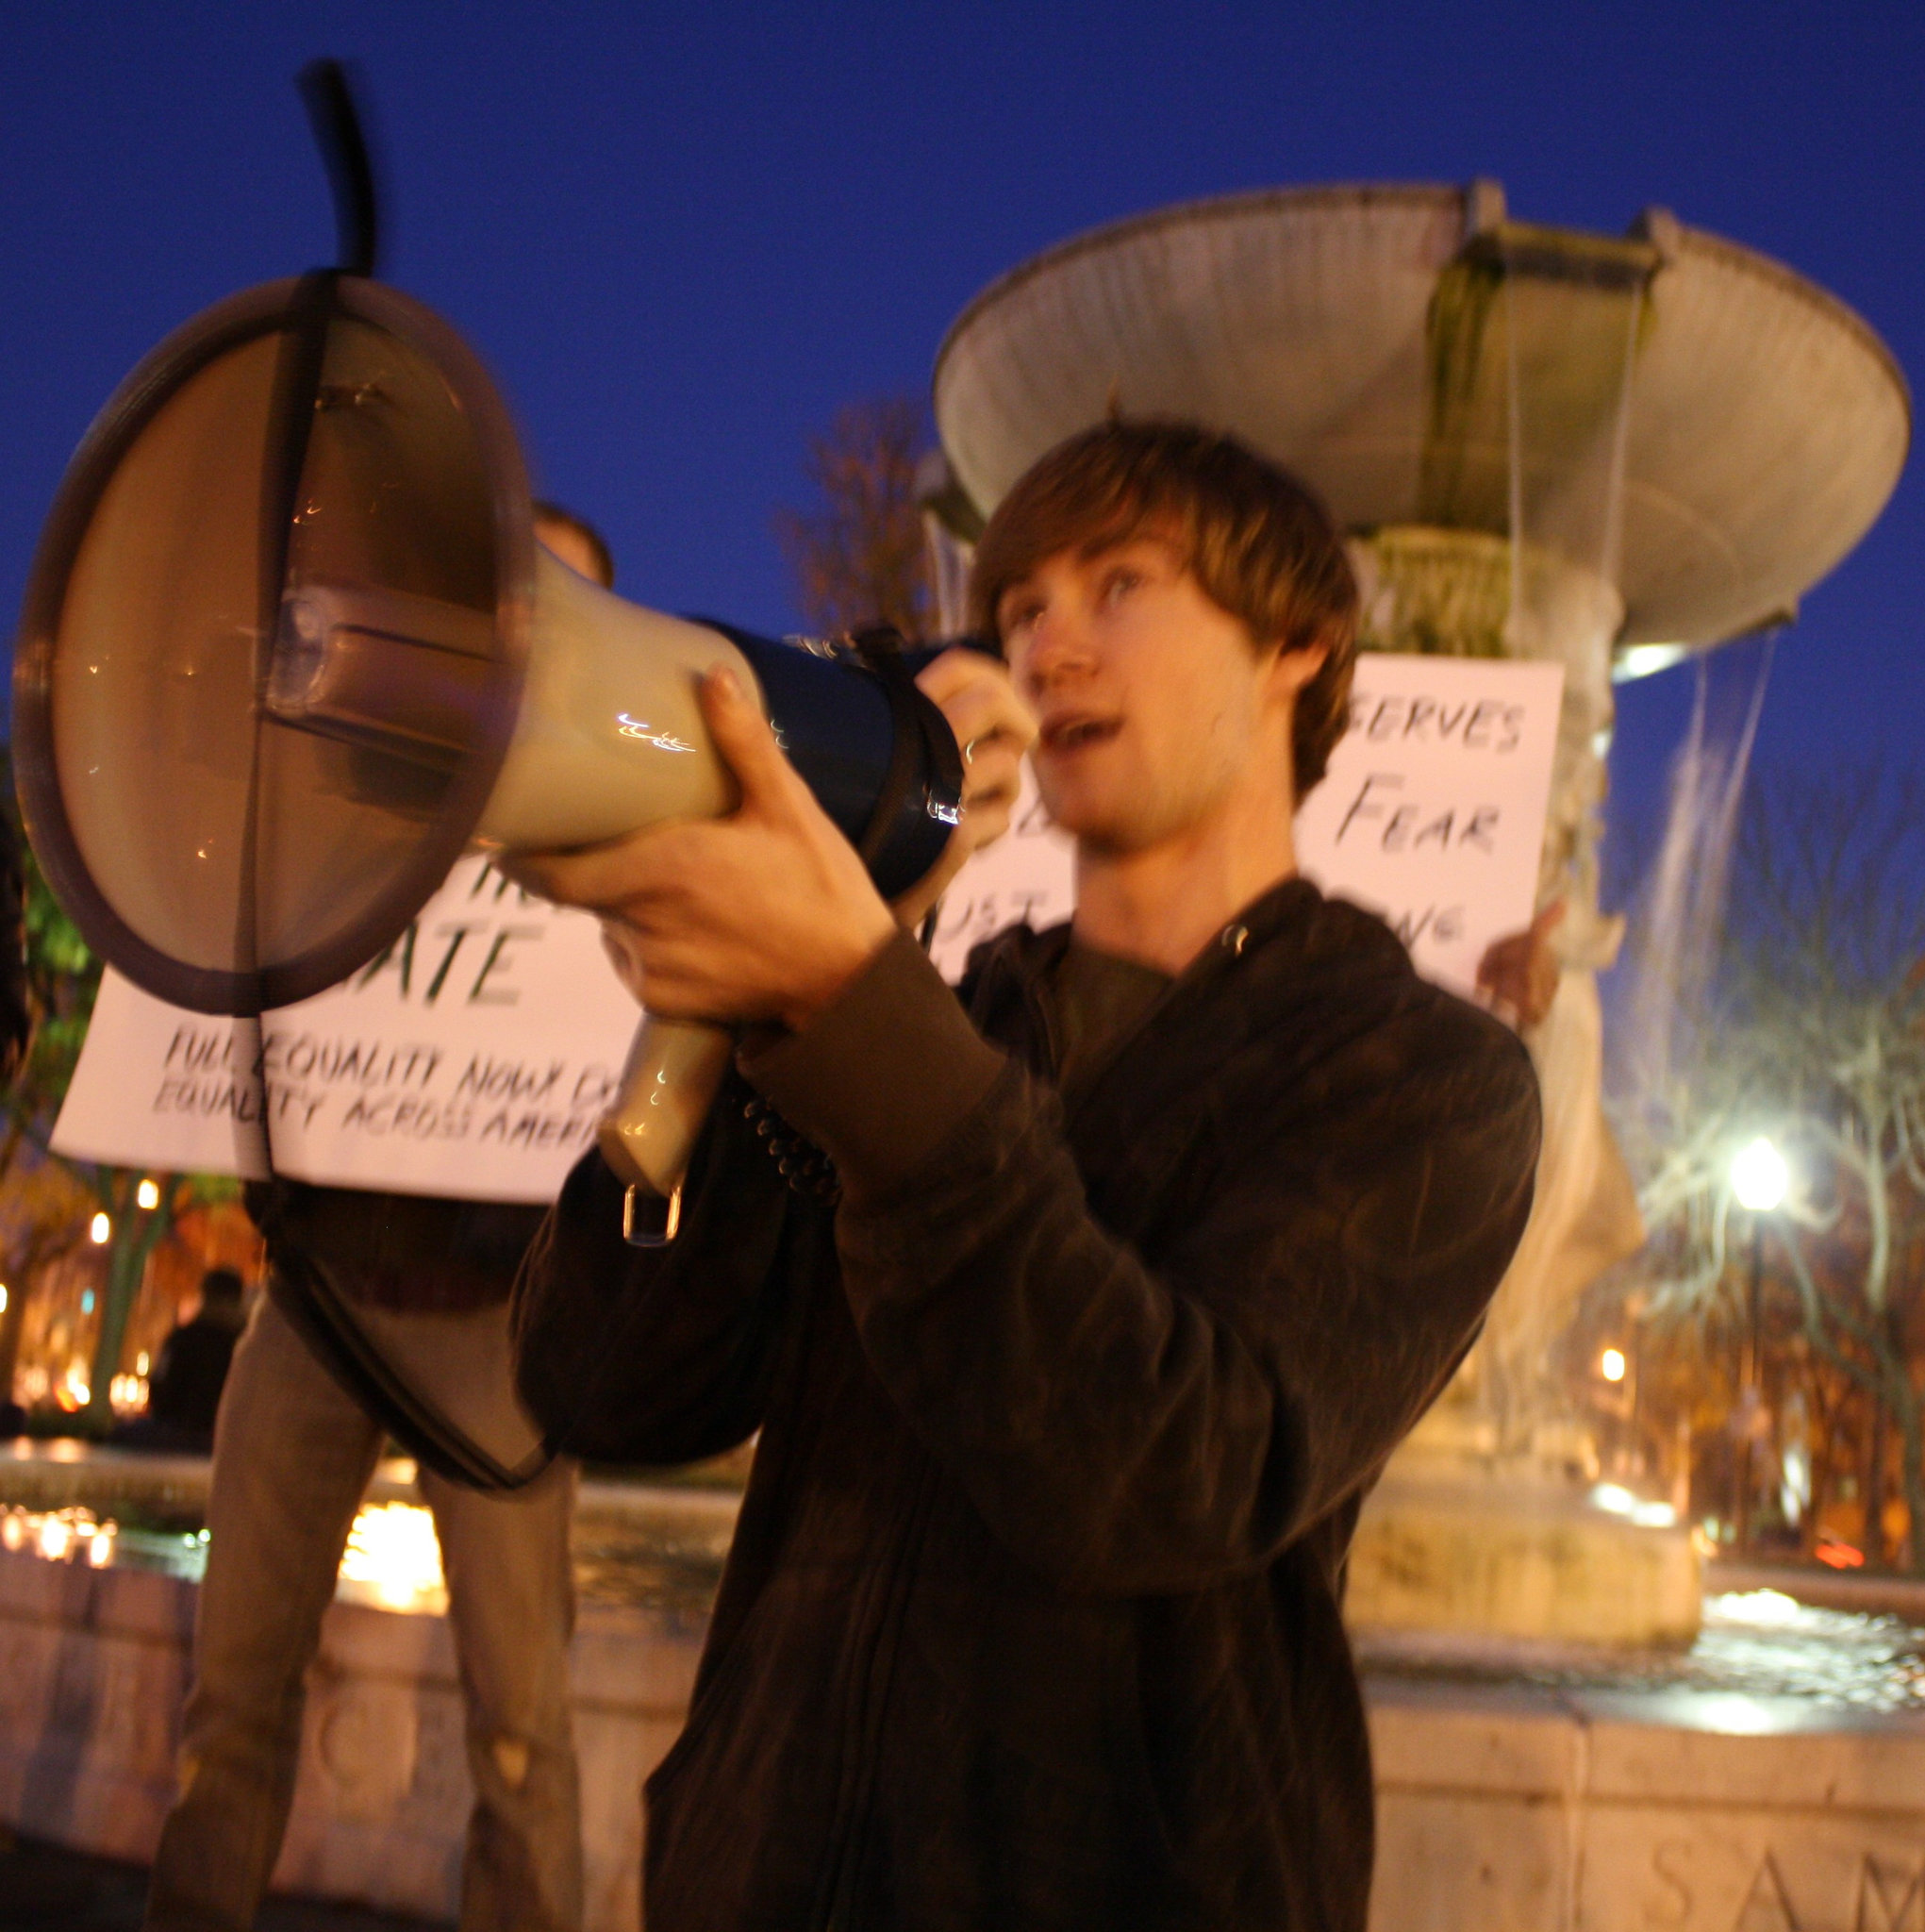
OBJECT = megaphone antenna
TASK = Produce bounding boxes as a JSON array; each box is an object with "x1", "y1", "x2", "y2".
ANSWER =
[{"x1": 297, "y1": 58, "x2": 381, "y2": 278}]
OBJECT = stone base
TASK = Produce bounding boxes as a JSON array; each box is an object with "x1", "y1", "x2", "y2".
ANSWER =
[
  {"x1": 11, "y1": 1541, "x2": 1925, "y2": 1931},
  {"x1": 0, "y1": 1546, "x2": 703, "y2": 1929},
  {"x1": 1348, "y1": 1463, "x2": 1702, "y2": 1650},
  {"x1": 1371, "y1": 1676, "x2": 1925, "y2": 1932}
]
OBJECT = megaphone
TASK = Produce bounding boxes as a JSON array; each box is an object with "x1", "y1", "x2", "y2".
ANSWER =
[{"x1": 12, "y1": 269, "x2": 964, "y2": 1239}]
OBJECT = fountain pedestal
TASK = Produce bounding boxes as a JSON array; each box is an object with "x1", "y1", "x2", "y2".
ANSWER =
[{"x1": 1348, "y1": 1406, "x2": 1701, "y2": 1653}]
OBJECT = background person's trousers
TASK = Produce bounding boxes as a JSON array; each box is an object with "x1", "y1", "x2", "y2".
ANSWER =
[{"x1": 144, "y1": 1291, "x2": 584, "y2": 1932}]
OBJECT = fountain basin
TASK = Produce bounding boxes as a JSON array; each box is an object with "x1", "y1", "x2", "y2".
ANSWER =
[
  {"x1": 933, "y1": 180, "x2": 1909, "y2": 661},
  {"x1": 5, "y1": 1445, "x2": 1925, "y2": 1930}
]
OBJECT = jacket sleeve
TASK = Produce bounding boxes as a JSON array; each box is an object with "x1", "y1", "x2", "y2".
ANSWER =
[
  {"x1": 510, "y1": 1082, "x2": 794, "y2": 1466},
  {"x1": 749, "y1": 930, "x2": 1540, "y2": 1595}
]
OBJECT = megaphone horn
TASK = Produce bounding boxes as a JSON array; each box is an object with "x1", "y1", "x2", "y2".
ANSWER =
[{"x1": 13, "y1": 270, "x2": 964, "y2": 1239}]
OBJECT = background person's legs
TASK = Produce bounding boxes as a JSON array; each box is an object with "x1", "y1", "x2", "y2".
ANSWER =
[
  {"x1": 424, "y1": 1457, "x2": 584, "y2": 1932},
  {"x1": 144, "y1": 1293, "x2": 384, "y2": 1932}
]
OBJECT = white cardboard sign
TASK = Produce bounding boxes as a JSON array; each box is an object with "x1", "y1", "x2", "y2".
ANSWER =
[
  {"x1": 52, "y1": 655, "x2": 1561, "y2": 1199},
  {"x1": 54, "y1": 857, "x2": 641, "y2": 1202},
  {"x1": 1295, "y1": 655, "x2": 1565, "y2": 994},
  {"x1": 930, "y1": 653, "x2": 1564, "y2": 997},
  {"x1": 926, "y1": 763, "x2": 1075, "y2": 982}
]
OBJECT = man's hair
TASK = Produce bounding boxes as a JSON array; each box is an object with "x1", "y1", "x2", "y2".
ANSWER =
[
  {"x1": 532, "y1": 500, "x2": 616, "y2": 591},
  {"x1": 969, "y1": 422, "x2": 1358, "y2": 801},
  {"x1": 199, "y1": 1266, "x2": 245, "y2": 1307}
]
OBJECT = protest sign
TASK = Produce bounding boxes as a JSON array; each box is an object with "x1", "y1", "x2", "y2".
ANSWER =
[
  {"x1": 930, "y1": 653, "x2": 1564, "y2": 997},
  {"x1": 1294, "y1": 655, "x2": 1565, "y2": 995},
  {"x1": 926, "y1": 764, "x2": 1075, "y2": 982},
  {"x1": 53, "y1": 654, "x2": 1561, "y2": 1196},
  {"x1": 53, "y1": 856, "x2": 640, "y2": 1201}
]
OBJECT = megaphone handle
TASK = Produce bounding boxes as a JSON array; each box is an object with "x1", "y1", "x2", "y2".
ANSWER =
[{"x1": 596, "y1": 1013, "x2": 736, "y2": 1246}]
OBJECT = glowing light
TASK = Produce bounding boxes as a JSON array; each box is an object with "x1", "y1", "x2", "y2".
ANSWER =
[
  {"x1": 1732, "y1": 1136, "x2": 1789, "y2": 1213},
  {"x1": 90, "y1": 1212, "x2": 110, "y2": 1244},
  {"x1": 615, "y1": 713, "x2": 696, "y2": 754},
  {"x1": 339, "y1": 1502, "x2": 445, "y2": 1611},
  {"x1": 79, "y1": 1291, "x2": 94, "y2": 1316},
  {"x1": 0, "y1": 1284, "x2": 8, "y2": 1313},
  {"x1": 135, "y1": 1351, "x2": 149, "y2": 1376},
  {"x1": 1715, "y1": 1588, "x2": 1803, "y2": 1627},
  {"x1": 57, "y1": 1364, "x2": 91, "y2": 1410},
  {"x1": 136, "y1": 1178, "x2": 160, "y2": 1210},
  {"x1": 2, "y1": 1504, "x2": 118, "y2": 1568},
  {"x1": 1678, "y1": 1692, "x2": 1787, "y2": 1737},
  {"x1": 1614, "y1": 641, "x2": 1690, "y2": 683},
  {"x1": 1600, "y1": 1347, "x2": 1627, "y2": 1383},
  {"x1": 1590, "y1": 1482, "x2": 1677, "y2": 1529}
]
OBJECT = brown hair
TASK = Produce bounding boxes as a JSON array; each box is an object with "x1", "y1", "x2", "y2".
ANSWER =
[
  {"x1": 533, "y1": 499, "x2": 616, "y2": 591},
  {"x1": 970, "y1": 421, "x2": 1358, "y2": 800}
]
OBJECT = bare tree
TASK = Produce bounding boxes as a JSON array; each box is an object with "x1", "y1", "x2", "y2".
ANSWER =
[
  {"x1": 1632, "y1": 771, "x2": 1925, "y2": 1569},
  {"x1": 776, "y1": 397, "x2": 937, "y2": 641}
]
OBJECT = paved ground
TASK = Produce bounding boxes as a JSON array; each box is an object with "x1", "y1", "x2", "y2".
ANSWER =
[{"x1": 0, "y1": 1827, "x2": 449, "y2": 1930}]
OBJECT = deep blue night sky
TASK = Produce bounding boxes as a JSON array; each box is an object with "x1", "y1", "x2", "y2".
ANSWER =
[{"x1": 3, "y1": 3, "x2": 1919, "y2": 913}]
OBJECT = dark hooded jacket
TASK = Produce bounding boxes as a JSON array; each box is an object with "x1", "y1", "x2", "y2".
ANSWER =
[{"x1": 513, "y1": 879, "x2": 1540, "y2": 1931}]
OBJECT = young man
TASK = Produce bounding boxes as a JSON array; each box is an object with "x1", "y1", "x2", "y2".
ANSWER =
[{"x1": 511, "y1": 423, "x2": 1541, "y2": 1929}]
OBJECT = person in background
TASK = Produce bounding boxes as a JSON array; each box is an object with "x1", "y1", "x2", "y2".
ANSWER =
[
  {"x1": 142, "y1": 504, "x2": 611, "y2": 1932},
  {"x1": 113, "y1": 1266, "x2": 247, "y2": 1452}
]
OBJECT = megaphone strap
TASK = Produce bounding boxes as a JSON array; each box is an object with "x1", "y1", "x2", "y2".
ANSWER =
[{"x1": 296, "y1": 60, "x2": 382, "y2": 279}]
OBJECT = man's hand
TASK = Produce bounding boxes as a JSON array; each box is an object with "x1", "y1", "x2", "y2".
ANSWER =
[
  {"x1": 502, "y1": 650, "x2": 1036, "y2": 1033},
  {"x1": 502, "y1": 668, "x2": 898, "y2": 1033},
  {"x1": 1475, "y1": 901, "x2": 1565, "y2": 1034},
  {"x1": 890, "y1": 647, "x2": 1037, "y2": 930}
]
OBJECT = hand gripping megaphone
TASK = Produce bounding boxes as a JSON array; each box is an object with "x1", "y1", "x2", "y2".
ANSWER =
[{"x1": 12, "y1": 272, "x2": 963, "y2": 1240}]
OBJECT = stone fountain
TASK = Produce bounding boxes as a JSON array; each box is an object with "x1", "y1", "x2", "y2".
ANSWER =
[{"x1": 931, "y1": 179, "x2": 1910, "y2": 1653}]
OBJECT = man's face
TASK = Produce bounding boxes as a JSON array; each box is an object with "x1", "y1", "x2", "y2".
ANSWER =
[{"x1": 998, "y1": 535, "x2": 1284, "y2": 856}]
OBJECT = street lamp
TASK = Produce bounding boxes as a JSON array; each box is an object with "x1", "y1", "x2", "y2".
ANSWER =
[
  {"x1": 1729, "y1": 1135, "x2": 1787, "y2": 1553},
  {"x1": 1732, "y1": 1136, "x2": 1789, "y2": 1213}
]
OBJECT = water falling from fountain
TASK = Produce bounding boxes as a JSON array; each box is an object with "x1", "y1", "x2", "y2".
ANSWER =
[{"x1": 1608, "y1": 635, "x2": 1775, "y2": 1145}]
